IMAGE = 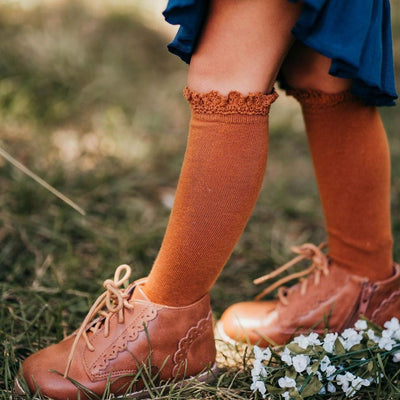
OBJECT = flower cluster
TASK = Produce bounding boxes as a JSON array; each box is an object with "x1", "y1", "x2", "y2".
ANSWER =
[{"x1": 250, "y1": 318, "x2": 400, "y2": 399}]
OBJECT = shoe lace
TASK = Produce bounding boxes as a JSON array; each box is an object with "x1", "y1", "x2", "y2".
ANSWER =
[
  {"x1": 253, "y1": 243, "x2": 328, "y2": 304},
  {"x1": 64, "y1": 264, "x2": 134, "y2": 377}
]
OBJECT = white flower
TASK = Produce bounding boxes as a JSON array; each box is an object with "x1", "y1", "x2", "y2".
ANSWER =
[
  {"x1": 336, "y1": 372, "x2": 370, "y2": 397},
  {"x1": 323, "y1": 332, "x2": 338, "y2": 353},
  {"x1": 278, "y1": 376, "x2": 297, "y2": 388},
  {"x1": 327, "y1": 382, "x2": 337, "y2": 393},
  {"x1": 341, "y1": 328, "x2": 357, "y2": 338},
  {"x1": 336, "y1": 372, "x2": 356, "y2": 397},
  {"x1": 382, "y1": 329, "x2": 393, "y2": 338},
  {"x1": 336, "y1": 373, "x2": 350, "y2": 389},
  {"x1": 252, "y1": 359, "x2": 267, "y2": 380},
  {"x1": 249, "y1": 319, "x2": 400, "y2": 399},
  {"x1": 378, "y1": 336, "x2": 396, "y2": 351},
  {"x1": 280, "y1": 347, "x2": 292, "y2": 366},
  {"x1": 325, "y1": 365, "x2": 337, "y2": 377},
  {"x1": 352, "y1": 376, "x2": 370, "y2": 391},
  {"x1": 254, "y1": 345, "x2": 272, "y2": 362},
  {"x1": 293, "y1": 332, "x2": 321, "y2": 349},
  {"x1": 340, "y1": 328, "x2": 363, "y2": 350},
  {"x1": 308, "y1": 332, "x2": 322, "y2": 345},
  {"x1": 250, "y1": 380, "x2": 267, "y2": 398},
  {"x1": 354, "y1": 319, "x2": 368, "y2": 331},
  {"x1": 383, "y1": 317, "x2": 400, "y2": 341},
  {"x1": 384, "y1": 317, "x2": 400, "y2": 332},
  {"x1": 393, "y1": 330, "x2": 400, "y2": 341},
  {"x1": 292, "y1": 354, "x2": 310, "y2": 373},
  {"x1": 319, "y1": 355, "x2": 331, "y2": 372},
  {"x1": 318, "y1": 386, "x2": 326, "y2": 395},
  {"x1": 292, "y1": 335, "x2": 309, "y2": 349},
  {"x1": 366, "y1": 329, "x2": 379, "y2": 343}
]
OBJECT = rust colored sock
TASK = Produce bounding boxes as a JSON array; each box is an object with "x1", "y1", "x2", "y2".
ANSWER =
[
  {"x1": 289, "y1": 89, "x2": 393, "y2": 281},
  {"x1": 144, "y1": 87, "x2": 278, "y2": 306}
]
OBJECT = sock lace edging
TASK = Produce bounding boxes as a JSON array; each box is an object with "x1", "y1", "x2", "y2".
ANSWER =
[
  {"x1": 286, "y1": 88, "x2": 359, "y2": 109},
  {"x1": 184, "y1": 87, "x2": 278, "y2": 115}
]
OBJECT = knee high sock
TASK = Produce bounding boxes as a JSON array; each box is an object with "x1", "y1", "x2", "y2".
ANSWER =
[
  {"x1": 289, "y1": 89, "x2": 393, "y2": 281},
  {"x1": 144, "y1": 88, "x2": 278, "y2": 306}
]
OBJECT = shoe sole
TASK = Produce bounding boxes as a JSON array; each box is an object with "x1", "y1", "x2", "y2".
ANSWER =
[
  {"x1": 215, "y1": 320, "x2": 282, "y2": 348},
  {"x1": 14, "y1": 362, "x2": 219, "y2": 399},
  {"x1": 119, "y1": 362, "x2": 219, "y2": 399}
]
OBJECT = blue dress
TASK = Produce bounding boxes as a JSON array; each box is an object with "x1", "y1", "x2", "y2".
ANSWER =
[{"x1": 163, "y1": 0, "x2": 398, "y2": 106}]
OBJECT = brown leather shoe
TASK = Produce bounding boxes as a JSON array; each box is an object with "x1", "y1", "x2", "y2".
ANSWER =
[
  {"x1": 15, "y1": 265, "x2": 217, "y2": 399},
  {"x1": 217, "y1": 243, "x2": 400, "y2": 347}
]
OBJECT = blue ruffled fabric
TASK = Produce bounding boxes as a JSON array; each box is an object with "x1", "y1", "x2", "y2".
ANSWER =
[
  {"x1": 163, "y1": 0, "x2": 210, "y2": 63},
  {"x1": 163, "y1": 0, "x2": 398, "y2": 106}
]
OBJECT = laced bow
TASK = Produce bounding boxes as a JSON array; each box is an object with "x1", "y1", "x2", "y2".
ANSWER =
[
  {"x1": 64, "y1": 264, "x2": 134, "y2": 377},
  {"x1": 254, "y1": 243, "x2": 328, "y2": 304}
]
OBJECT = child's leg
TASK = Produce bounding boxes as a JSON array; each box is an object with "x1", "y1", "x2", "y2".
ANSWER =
[
  {"x1": 144, "y1": 0, "x2": 303, "y2": 306},
  {"x1": 217, "y1": 42, "x2": 398, "y2": 347},
  {"x1": 282, "y1": 42, "x2": 393, "y2": 281},
  {"x1": 16, "y1": 1, "x2": 307, "y2": 397}
]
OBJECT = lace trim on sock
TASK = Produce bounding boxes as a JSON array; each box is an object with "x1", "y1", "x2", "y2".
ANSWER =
[
  {"x1": 287, "y1": 88, "x2": 358, "y2": 109},
  {"x1": 184, "y1": 87, "x2": 278, "y2": 115}
]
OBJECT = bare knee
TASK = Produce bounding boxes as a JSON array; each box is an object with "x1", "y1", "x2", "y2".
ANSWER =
[
  {"x1": 188, "y1": 50, "x2": 278, "y2": 96},
  {"x1": 281, "y1": 41, "x2": 352, "y2": 92},
  {"x1": 187, "y1": 0, "x2": 303, "y2": 95}
]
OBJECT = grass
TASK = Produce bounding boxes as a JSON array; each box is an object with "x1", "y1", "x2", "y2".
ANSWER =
[{"x1": 0, "y1": 1, "x2": 399, "y2": 398}]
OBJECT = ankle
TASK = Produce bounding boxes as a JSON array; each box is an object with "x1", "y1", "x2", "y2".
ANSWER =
[
  {"x1": 328, "y1": 256, "x2": 394, "y2": 282},
  {"x1": 142, "y1": 281, "x2": 209, "y2": 307}
]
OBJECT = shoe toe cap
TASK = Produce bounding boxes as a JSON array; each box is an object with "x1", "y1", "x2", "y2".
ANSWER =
[
  {"x1": 17, "y1": 338, "x2": 86, "y2": 400},
  {"x1": 218, "y1": 300, "x2": 279, "y2": 346}
]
